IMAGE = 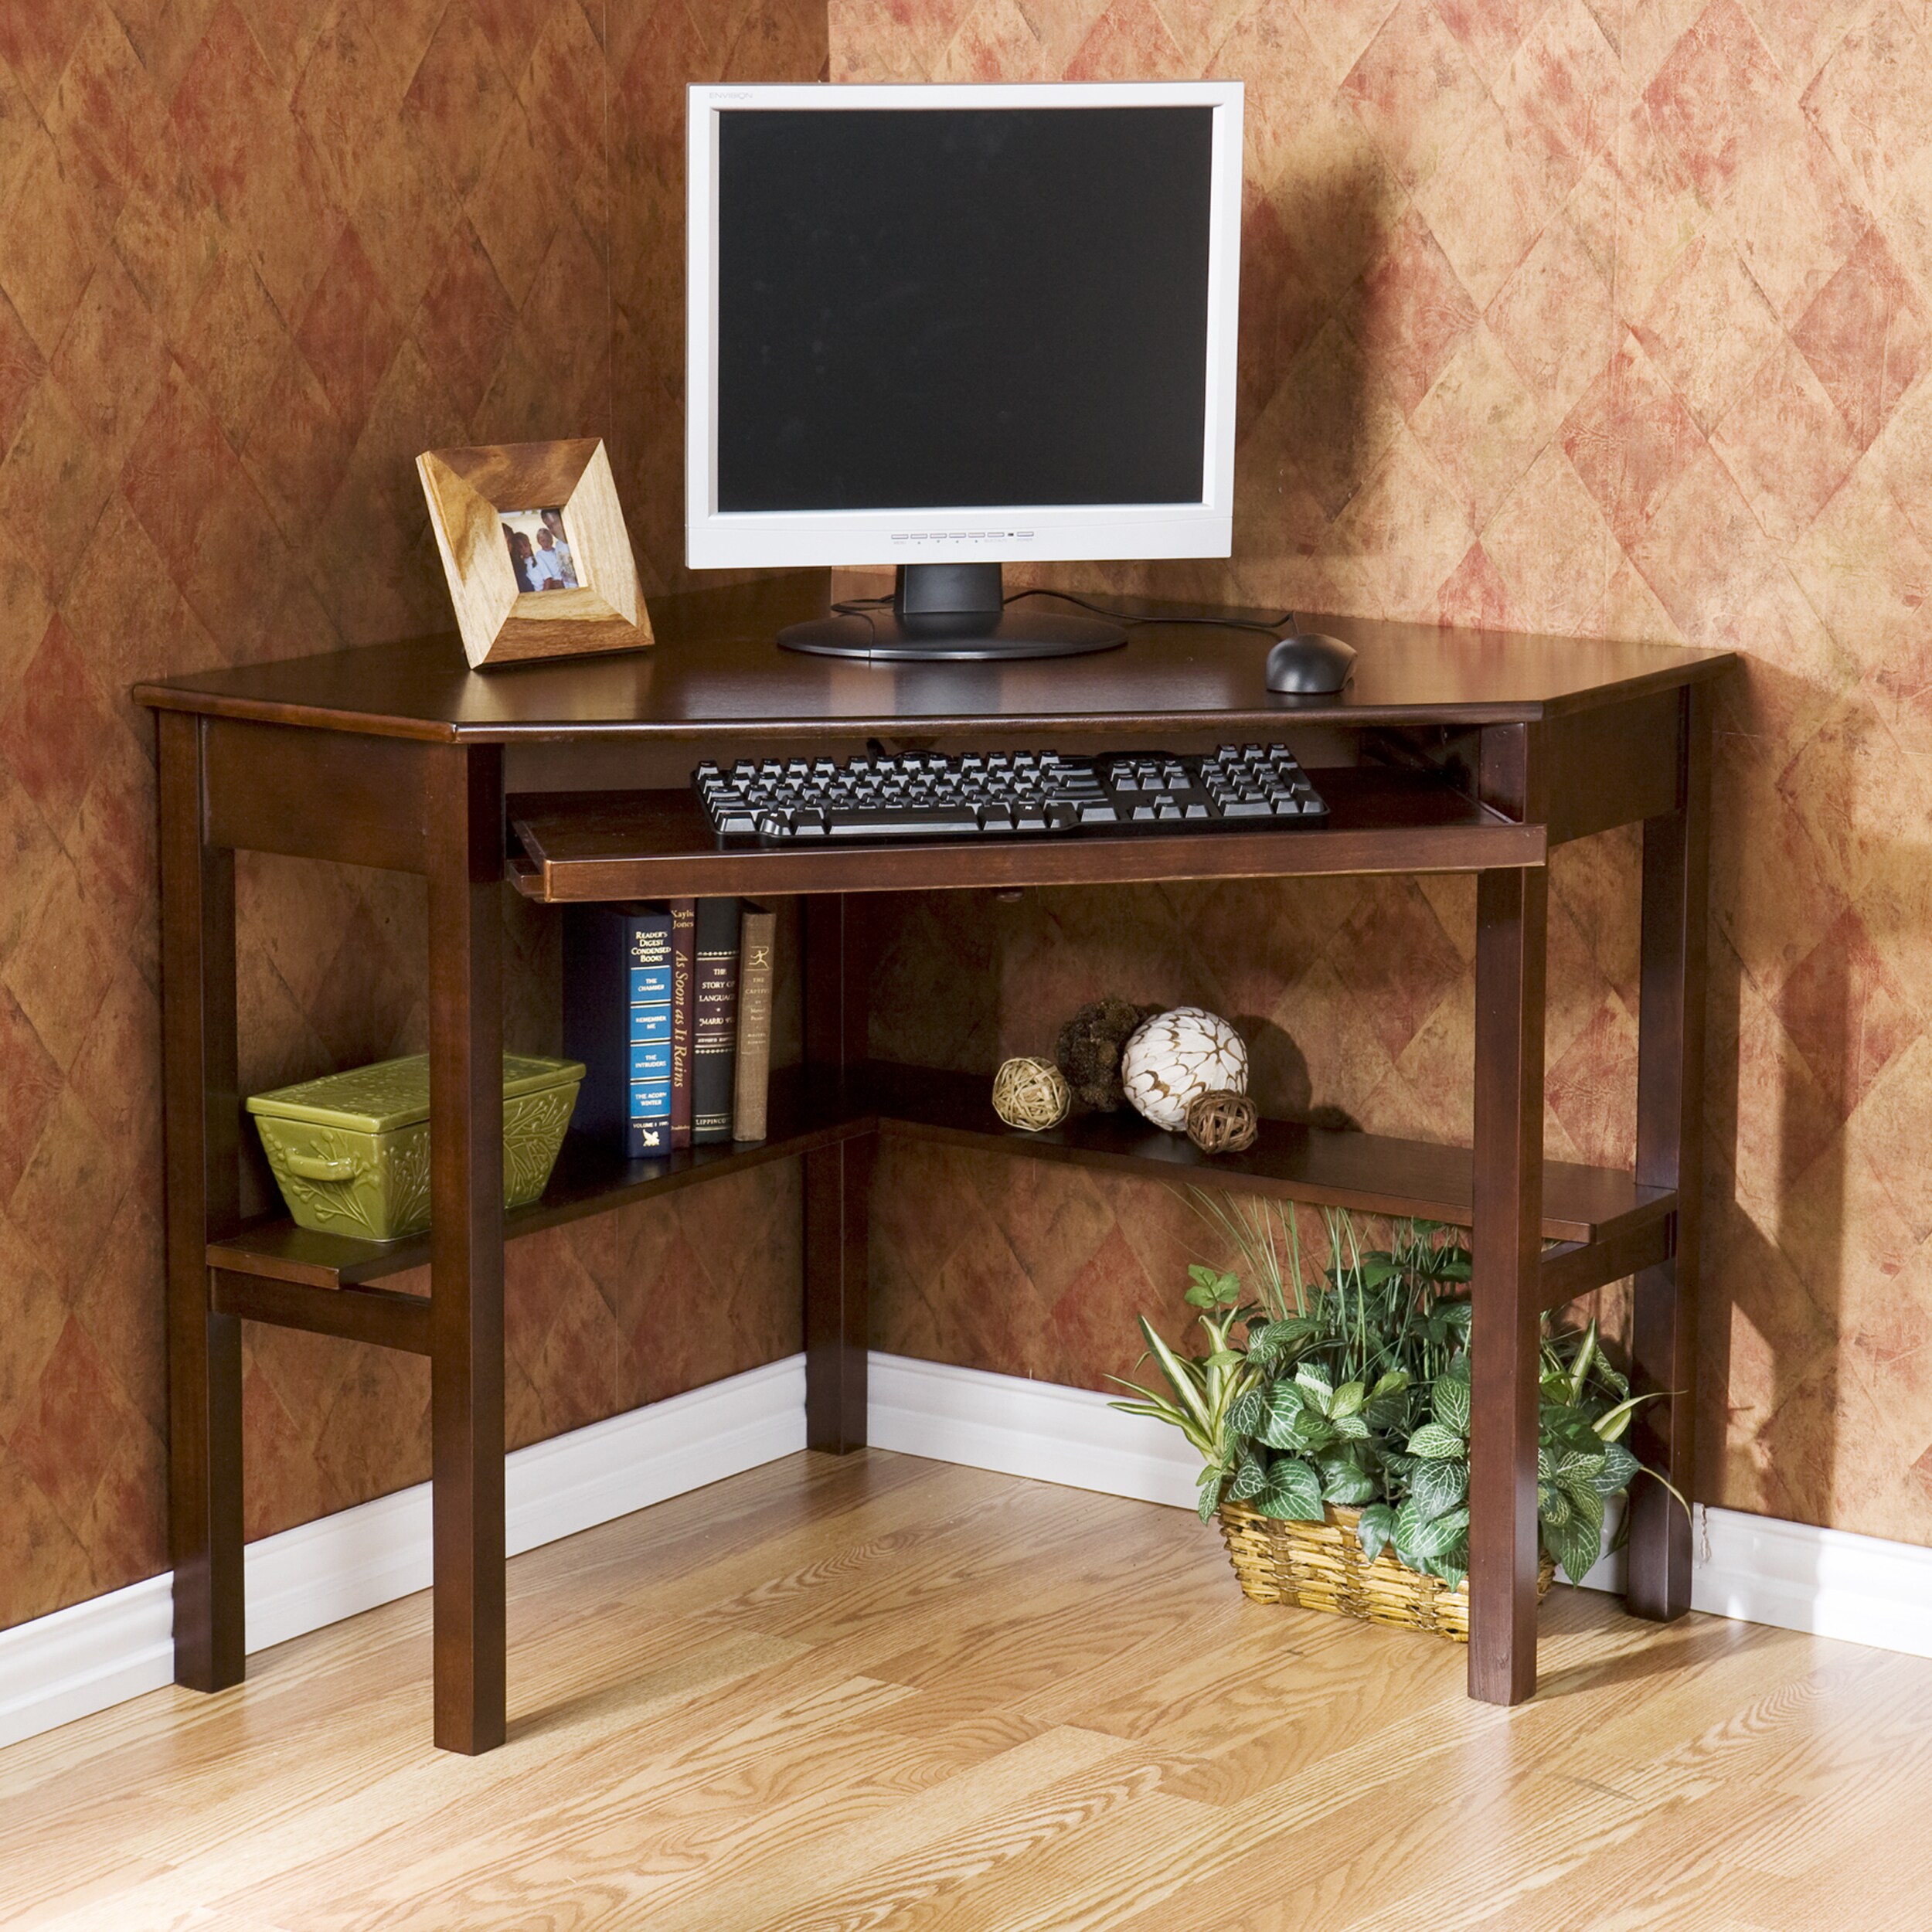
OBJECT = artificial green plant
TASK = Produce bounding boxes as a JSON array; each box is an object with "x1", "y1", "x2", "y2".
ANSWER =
[{"x1": 1111, "y1": 1194, "x2": 1679, "y2": 1590}]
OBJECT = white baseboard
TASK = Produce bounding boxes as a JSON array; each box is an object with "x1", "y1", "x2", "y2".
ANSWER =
[
  {"x1": 868, "y1": 1352, "x2": 1932, "y2": 1658},
  {"x1": 0, "y1": 1570, "x2": 178, "y2": 1757},
  {"x1": 0, "y1": 1355, "x2": 806, "y2": 1752},
  {"x1": 868, "y1": 1352, "x2": 1202, "y2": 1509},
  {"x1": 1692, "y1": 1502, "x2": 1932, "y2": 1658},
  {"x1": 5, "y1": 1348, "x2": 1931, "y2": 1753}
]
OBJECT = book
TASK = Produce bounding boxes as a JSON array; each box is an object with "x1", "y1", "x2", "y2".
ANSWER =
[
  {"x1": 733, "y1": 905, "x2": 777, "y2": 1141},
  {"x1": 692, "y1": 896, "x2": 742, "y2": 1145},
  {"x1": 668, "y1": 898, "x2": 696, "y2": 1148},
  {"x1": 562, "y1": 904, "x2": 674, "y2": 1157},
  {"x1": 626, "y1": 913, "x2": 675, "y2": 1156}
]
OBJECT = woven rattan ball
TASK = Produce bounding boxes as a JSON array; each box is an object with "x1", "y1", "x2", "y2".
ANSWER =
[
  {"x1": 992, "y1": 1057, "x2": 1071, "y2": 1131},
  {"x1": 1185, "y1": 1089, "x2": 1259, "y2": 1155}
]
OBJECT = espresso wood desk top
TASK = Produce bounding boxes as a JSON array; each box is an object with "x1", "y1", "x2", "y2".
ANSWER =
[
  {"x1": 141, "y1": 573, "x2": 1730, "y2": 1753},
  {"x1": 137, "y1": 573, "x2": 1732, "y2": 743}
]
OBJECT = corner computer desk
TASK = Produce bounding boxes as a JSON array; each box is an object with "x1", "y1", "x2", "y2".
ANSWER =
[{"x1": 138, "y1": 574, "x2": 1733, "y2": 1753}]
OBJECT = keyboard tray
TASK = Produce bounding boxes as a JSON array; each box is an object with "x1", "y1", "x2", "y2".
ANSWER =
[{"x1": 507, "y1": 767, "x2": 1543, "y2": 903}]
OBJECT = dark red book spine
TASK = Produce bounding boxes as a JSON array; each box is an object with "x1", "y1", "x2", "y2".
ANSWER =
[{"x1": 669, "y1": 898, "x2": 696, "y2": 1148}]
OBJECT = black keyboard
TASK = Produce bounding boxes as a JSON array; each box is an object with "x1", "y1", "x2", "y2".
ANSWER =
[{"x1": 695, "y1": 745, "x2": 1328, "y2": 845}]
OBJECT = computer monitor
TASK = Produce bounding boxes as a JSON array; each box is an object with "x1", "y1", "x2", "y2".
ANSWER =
[{"x1": 685, "y1": 81, "x2": 1244, "y2": 659}]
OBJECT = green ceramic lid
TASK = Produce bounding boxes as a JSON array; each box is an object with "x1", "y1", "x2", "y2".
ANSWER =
[{"x1": 245, "y1": 1053, "x2": 585, "y2": 1134}]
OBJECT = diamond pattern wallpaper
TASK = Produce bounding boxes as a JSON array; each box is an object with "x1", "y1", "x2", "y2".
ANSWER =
[
  {"x1": 0, "y1": 0, "x2": 825, "y2": 1631},
  {"x1": 4, "y1": 0, "x2": 1931, "y2": 1639},
  {"x1": 837, "y1": 0, "x2": 1932, "y2": 1549}
]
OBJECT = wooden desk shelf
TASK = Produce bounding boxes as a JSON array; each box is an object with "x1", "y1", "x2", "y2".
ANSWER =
[
  {"x1": 138, "y1": 576, "x2": 1730, "y2": 1752},
  {"x1": 856, "y1": 1066, "x2": 1676, "y2": 1309},
  {"x1": 206, "y1": 1066, "x2": 864, "y2": 1292},
  {"x1": 206, "y1": 1062, "x2": 1674, "y2": 1322}
]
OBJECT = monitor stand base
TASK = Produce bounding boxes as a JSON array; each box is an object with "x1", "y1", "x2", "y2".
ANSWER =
[
  {"x1": 777, "y1": 611, "x2": 1125, "y2": 661},
  {"x1": 777, "y1": 562, "x2": 1127, "y2": 661}
]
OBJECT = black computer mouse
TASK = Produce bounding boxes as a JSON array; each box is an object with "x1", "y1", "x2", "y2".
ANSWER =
[{"x1": 1265, "y1": 631, "x2": 1356, "y2": 695}]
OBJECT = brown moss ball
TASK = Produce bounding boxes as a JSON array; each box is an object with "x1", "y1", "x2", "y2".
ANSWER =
[{"x1": 1055, "y1": 997, "x2": 1162, "y2": 1112}]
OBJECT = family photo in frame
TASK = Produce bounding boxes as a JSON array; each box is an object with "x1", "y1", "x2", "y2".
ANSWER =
[
  {"x1": 416, "y1": 437, "x2": 651, "y2": 667},
  {"x1": 499, "y1": 507, "x2": 580, "y2": 594}
]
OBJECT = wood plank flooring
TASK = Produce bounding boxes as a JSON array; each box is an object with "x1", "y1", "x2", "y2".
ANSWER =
[{"x1": 1, "y1": 1450, "x2": 1924, "y2": 1931}]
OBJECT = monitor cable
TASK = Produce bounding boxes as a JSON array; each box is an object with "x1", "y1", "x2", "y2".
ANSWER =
[{"x1": 829, "y1": 587, "x2": 1298, "y2": 639}]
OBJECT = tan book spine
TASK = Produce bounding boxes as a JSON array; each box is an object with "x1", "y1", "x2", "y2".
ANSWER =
[{"x1": 732, "y1": 907, "x2": 777, "y2": 1141}]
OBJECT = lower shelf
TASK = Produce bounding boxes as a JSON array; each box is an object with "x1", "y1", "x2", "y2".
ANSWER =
[
  {"x1": 208, "y1": 1067, "x2": 865, "y2": 1291},
  {"x1": 207, "y1": 1061, "x2": 1674, "y2": 1300},
  {"x1": 862, "y1": 1066, "x2": 1668, "y2": 1246}
]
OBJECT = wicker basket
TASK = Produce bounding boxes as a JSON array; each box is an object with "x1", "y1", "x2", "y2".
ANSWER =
[{"x1": 1218, "y1": 1498, "x2": 1556, "y2": 1643}]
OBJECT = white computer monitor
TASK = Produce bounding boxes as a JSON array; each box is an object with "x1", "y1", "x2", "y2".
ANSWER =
[{"x1": 685, "y1": 80, "x2": 1244, "y2": 658}]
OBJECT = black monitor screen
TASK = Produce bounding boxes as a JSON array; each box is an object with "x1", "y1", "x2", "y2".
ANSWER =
[{"x1": 714, "y1": 107, "x2": 1215, "y2": 514}]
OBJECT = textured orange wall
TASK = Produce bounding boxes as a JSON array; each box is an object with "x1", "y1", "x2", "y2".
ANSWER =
[
  {"x1": 0, "y1": 0, "x2": 825, "y2": 1631},
  {"x1": 8, "y1": 0, "x2": 1930, "y2": 1636},
  {"x1": 838, "y1": 0, "x2": 1932, "y2": 1549}
]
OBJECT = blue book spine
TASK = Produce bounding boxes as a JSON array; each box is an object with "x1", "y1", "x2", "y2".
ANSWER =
[{"x1": 626, "y1": 916, "x2": 675, "y2": 1156}]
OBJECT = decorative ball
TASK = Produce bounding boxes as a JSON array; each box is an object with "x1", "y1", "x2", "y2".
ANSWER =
[
  {"x1": 1185, "y1": 1089, "x2": 1259, "y2": 1155},
  {"x1": 1121, "y1": 1006, "x2": 1248, "y2": 1131},
  {"x1": 1055, "y1": 996, "x2": 1162, "y2": 1112},
  {"x1": 992, "y1": 1056, "x2": 1071, "y2": 1131}
]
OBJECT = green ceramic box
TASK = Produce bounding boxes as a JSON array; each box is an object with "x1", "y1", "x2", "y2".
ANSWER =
[{"x1": 246, "y1": 1053, "x2": 584, "y2": 1243}]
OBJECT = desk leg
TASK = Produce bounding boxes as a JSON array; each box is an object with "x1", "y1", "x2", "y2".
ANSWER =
[
  {"x1": 427, "y1": 746, "x2": 505, "y2": 1753},
  {"x1": 1630, "y1": 686, "x2": 1710, "y2": 1620},
  {"x1": 159, "y1": 713, "x2": 244, "y2": 1692},
  {"x1": 1470, "y1": 864, "x2": 1547, "y2": 1706},
  {"x1": 805, "y1": 1135, "x2": 874, "y2": 1452},
  {"x1": 804, "y1": 894, "x2": 871, "y2": 1453}
]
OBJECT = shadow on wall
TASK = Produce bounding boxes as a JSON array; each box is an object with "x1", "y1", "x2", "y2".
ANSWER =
[
  {"x1": 1699, "y1": 879, "x2": 1745, "y2": 1515},
  {"x1": 1232, "y1": 1015, "x2": 1362, "y2": 1133},
  {"x1": 1700, "y1": 654, "x2": 1866, "y2": 1532},
  {"x1": 1234, "y1": 152, "x2": 1400, "y2": 594}
]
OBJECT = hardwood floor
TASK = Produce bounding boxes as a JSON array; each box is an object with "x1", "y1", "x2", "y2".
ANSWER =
[{"x1": 2, "y1": 1450, "x2": 1924, "y2": 1930}]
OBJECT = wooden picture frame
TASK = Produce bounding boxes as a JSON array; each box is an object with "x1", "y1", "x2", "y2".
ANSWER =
[{"x1": 417, "y1": 438, "x2": 653, "y2": 668}]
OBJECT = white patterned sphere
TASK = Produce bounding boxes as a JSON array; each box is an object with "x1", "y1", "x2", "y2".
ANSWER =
[{"x1": 1121, "y1": 1006, "x2": 1248, "y2": 1131}]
